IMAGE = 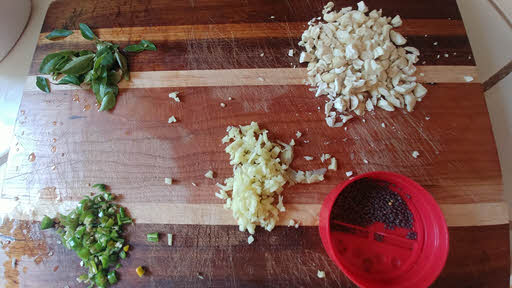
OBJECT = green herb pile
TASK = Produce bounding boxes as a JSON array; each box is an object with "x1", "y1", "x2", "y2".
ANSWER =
[
  {"x1": 37, "y1": 23, "x2": 156, "y2": 111},
  {"x1": 41, "y1": 184, "x2": 133, "y2": 288}
]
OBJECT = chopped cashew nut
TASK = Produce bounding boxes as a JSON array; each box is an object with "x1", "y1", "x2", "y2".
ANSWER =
[
  {"x1": 328, "y1": 157, "x2": 337, "y2": 170},
  {"x1": 169, "y1": 91, "x2": 180, "y2": 102},
  {"x1": 317, "y1": 270, "x2": 326, "y2": 278},
  {"x1": 204, "y1": 170, "x2": 214, "y2": 179},
  {"x1": 299, "y1": 1, "x2": 427, "y2": 128},
  {"x1": 168, "y1": 116, "x2": 177, "y2": 123},
  {"x1": 346, "y1": 171, "x2": 353, "y2": 177},
  {"x1": 412, "y1": 151, "x2": 420, "y2": 158}
]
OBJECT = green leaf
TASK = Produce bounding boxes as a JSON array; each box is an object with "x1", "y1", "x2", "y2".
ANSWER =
[
  {"x1": 45, "y1": 29, "x2": 73, "y2": 40},
  {"x1": 79, "y1": 23, "x2": 97, "y2": 41},
  {"x1": 79, "y1": 50, "x2": 94, "y2": 56},
  {"x1": 108, "y1": 70, "x2": 122, "y2": 84},
  {"x1": 60, "y1": 54, "x2": 94, "y2": 75},
  {"x1": 96, "y1": 41, "x2": 114, "y2": 51},
  {"x1": 96, "y1": 47, "x2": 114, "y2": 67},
  {"x1": 39, "y1": 51, "x2": 74, "y2": 73},
  {"x1": 99, "y1": 92, "x2": 116, "y2": 111},
  {"x1": 83, "y1": 70, "x2": 94, "y2": 84},
  {"x1": 114, "y1": 49, "x2": 129, "y2": 80},
  {"x1": 53, "y1": 57, "x2": 72, "y2": 73},
  {"x1": 39, "y1": 55, "x2": 65, "y2": 74},
  {"x1": 36, "y1": 76, "x2": 50, "y2": 93},
  {"x1": 140, "y1": 40, "x2": 157, "y2": 51},
  {"x1": 57, "y1": 75, "x2": 81, "y2": 86},
  {"x1": 123, "y1": 44, "x2": 144, "y2": 53}
]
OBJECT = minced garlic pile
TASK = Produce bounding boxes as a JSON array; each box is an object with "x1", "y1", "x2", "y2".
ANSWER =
[
  {"x1": 215, "y1": 122, "x2": 326, "y2": 234},
  {"x1": 299, "y1": 1, "x2": 428, "y2": 127}
]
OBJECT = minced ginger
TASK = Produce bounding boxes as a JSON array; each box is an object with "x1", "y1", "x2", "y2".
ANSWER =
[{"x1": 215, "y1": 122, "x2": 326, "y2": 234}]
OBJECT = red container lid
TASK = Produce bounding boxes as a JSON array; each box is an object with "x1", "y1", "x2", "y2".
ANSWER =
[{"x1": 319, "y1": 171, "x2": 449, "y2": 288}]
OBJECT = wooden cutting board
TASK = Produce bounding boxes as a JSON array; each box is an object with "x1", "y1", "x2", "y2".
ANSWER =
[{"x1": 0, "y1": 0, "x2": 509, "y2": 287}]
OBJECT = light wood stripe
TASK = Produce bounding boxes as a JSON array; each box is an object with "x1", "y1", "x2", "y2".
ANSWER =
[
  {"x1": 38, "y1": 19, "x2": 466, "y2": 44},
  {"x1": 12, "y1": 201, "x2": 508, "y2": 227},
  {"x1": 24, "y1": 66, "x2": 479, "y2": 92}
]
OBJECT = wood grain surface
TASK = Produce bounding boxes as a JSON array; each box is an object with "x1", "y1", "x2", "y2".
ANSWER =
[{"x1": 0, "y1": 0, "x2": 509, "y2": 287}]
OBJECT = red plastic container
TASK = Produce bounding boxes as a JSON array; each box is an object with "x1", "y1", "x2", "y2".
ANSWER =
[{"x1": 319, "y1": 171, "x2": 449, "y2": 288}]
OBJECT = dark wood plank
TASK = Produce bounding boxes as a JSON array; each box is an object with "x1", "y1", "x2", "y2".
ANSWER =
[
  {"x1": 41, "y1": 0, "x2": 462, "y2": 33},
  {"x1": 1, "y1": 221, "x2": 507, "y2": 287},
  {"x1": 28, "y1": 34, "x2": 475, "y2": 75},
  {"x1": 3, "y1": 84, "x2": 502, "y2": 205}
]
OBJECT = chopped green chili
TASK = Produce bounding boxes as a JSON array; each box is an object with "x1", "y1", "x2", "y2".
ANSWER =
[
  {"x1": 41, "y1": 188, "x2": 132, "y2": 287},
  {"x1": 147, "y1": 232, "x2": 158, "y2": 243}
]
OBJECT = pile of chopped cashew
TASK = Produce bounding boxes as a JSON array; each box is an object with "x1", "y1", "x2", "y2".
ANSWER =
[{"x1": 299, "y1": 1, "x2": 428, "y2": 127}]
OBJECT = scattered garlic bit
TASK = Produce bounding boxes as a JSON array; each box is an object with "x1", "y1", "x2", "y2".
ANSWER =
[
  {"x1": 296, "y1": 131, "x2": 302, "y2": 138},
  {"x1": 303, "y1": 140, "x2": 310, "y2": 143},
  {"x1": 191, "y1": 182, "x2": 197, "y2": 187},
  {"x1": 328, "y1": 157, "x2": 337, "y2": 171},
  {"x1": 197, "y1": 273, "x2": 204, "y2": 280},
  {"x1": 216, "y1": 122, "x2": 326, "y2": 234},
  {"x1": 381, "y1": 122, "x2": 386, "y2": 128},
  {"x1": 288, "y1": 219, "x2": 296, "y2": 227},
  {"x1": 363, "y1": 159, "x2": 369, "y2": 164},
  {"x1": 164, "y1": 177, "x2": 173, "y2": 185},
  {"x1": 320, "y1": 153, "x2": 332, "y2": 163},
  {"x1": 464, "y1": 76, "x2": 474, "y2": 82},
  {"x1": 412, "y1": 151, "x2": 420, "y2": 158},
  {"x1": 258, "y1": 77, "x2": 265, "y2": 81},
  {"x1": 346, "y1": 171, "x2": 353, "y2": 177},
  {"x1": 260, "y1": 53, "x2": 265, "y2": 57},
  {"x1": 220, "y1": 102, "x2": 226, "y2": 108},
  {"x1": 304, "y1": 156, "x2": 314, "y2": 161},
  {"x1": 317, "y1": 270, "x2": 326, "y2": 278},
  {"x1": 248, "y1": 235, "x2": 254, "y2": 244},
  {"x1": 433, "y1": 42, "x2": 438, "y2": 46},
  {"x1": 228, "y1": 97, "x2": 233, "y2": 100},
  {"x1": 270, "y1": 16, "x2": 275, "y2": 19},
  {"x1": 168, "y1": 116, "x2": 177, "y2": 123},
  {"x1": 204, "y1": 170, "x2": 215, "y2": 179},
  {"x1": 299, "y1": 1, "x2": 427, "y2": 128},
  {"x1": 288, "y1": 49, "x2": 294, "y2": 57},
  {"x1": 294, "y1": 222, "x2": 299, "y2": 229},
  {"x1": 425, "y1": 116, "x2": 430, "y2": 120},
  {"x1": 167, "y1": 233, "x2": 173, "y2": 246},
  {"x1": 444, "y1": 53, "x2": 449, "y2": 58},
  {"x1": 169, "y1": 91, "x2": 180, "y2": 102}
]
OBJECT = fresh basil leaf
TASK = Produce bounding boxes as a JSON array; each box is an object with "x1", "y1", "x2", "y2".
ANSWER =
[
  {"x1": 60, "y1": 54, "x2": 94, "y2": 75},
  {"x1": 123, "y1": 44, "x2": 144, "y2": 53},
  {"x1": 79, "y1": 50, "x2": 94, "y2": 56},
  {"x1": 36, "y1": 76, "x2": 50, "y2": 93},
  {"x1": 57, "y1": 75, "x2": 81, "y2": 86},
  {"x1": 140, "y1": 40, "x2": 157, "y2": 51},
  {"x1": 114, "y1": 49, "x2": 129, "y2": 80},
  {"x1": 99, "y1": 92, "x2": 116, "y2": 111},
  {"x1": 79, "y1": 23, "x2": 97, "y2": 41},
  {"x1": 45, "y1": 29, "x2": 73, "y2": 40}
]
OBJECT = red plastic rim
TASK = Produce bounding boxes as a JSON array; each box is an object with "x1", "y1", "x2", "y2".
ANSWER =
[{"x1": 319, "y1": 171, "x2": 449, "y2": 288}]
